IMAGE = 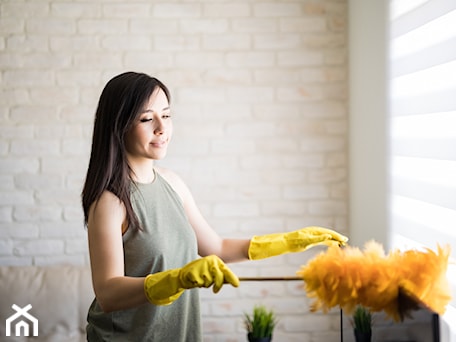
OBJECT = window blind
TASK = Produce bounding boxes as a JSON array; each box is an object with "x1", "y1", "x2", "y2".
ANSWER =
[{"x1": 388, "y1": 0, "x2": 456, "y2": 338}]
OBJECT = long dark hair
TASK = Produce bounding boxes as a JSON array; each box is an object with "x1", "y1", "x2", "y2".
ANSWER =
[{"x1": 81, "y1": 72, "x2": 171, "y2": 230}]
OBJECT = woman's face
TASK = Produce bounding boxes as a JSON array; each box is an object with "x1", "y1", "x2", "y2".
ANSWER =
[{"x1": 124, "y1": 88, "x2": 173, "y2": 162}]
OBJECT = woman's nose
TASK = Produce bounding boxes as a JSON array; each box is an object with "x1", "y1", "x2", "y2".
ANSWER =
[{"x1": 154, "y1": 120, "x2": 164, "y2": 135}]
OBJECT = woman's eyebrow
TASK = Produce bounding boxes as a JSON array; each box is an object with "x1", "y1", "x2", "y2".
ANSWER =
[{"x1": 142, "y1": 106, "x2": 170, "y2": 113}]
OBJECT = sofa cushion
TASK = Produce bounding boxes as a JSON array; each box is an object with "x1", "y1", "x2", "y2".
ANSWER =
[{"x1": 0, "y1": 265, "x2": 93, "y2": 342}]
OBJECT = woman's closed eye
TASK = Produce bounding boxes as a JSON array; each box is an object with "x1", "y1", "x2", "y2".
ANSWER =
[{"x1": 139, "y1": 113, "x2": 171, "y2": 123}]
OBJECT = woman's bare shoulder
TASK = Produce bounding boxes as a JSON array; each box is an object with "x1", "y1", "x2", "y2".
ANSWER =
[
  {"x1": 94, "y1": 190, "x2": 124, "y2": 208},
  {"x1": 88, "y1": 190, "x2": 126, "y2": 224}
]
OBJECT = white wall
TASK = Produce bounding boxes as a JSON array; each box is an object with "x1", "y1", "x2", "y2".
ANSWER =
[
  {"x1": 0, "y1": 1, "x2": 348, "y2": 340},
  {"x1": 348, "y1": 0, "x2": 389, "y2": 248}
]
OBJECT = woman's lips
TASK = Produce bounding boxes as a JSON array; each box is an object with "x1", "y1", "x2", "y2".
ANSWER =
[{"x1": 150, "y1": 140, "x2": 167, "y2": 148}]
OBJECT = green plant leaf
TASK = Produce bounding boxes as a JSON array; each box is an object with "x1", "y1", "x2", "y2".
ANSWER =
[
  {"x1": 353, "y1": 305, "x2": 372, "y2": 333},
  {"x1": 243, "y1": 305, "x2": 277, "y2": 338}
]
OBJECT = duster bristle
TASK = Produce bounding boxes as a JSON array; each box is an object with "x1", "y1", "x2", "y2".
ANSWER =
[{"x1": 297, "y1": 241, "x2": 452, "y2": 322}]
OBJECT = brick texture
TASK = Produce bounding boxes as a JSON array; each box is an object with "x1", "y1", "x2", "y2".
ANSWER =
[{"x1": 0, "y1": 0, "x2": 348, "y2": 340}]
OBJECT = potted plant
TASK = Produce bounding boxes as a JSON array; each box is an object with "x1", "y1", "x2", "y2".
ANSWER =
[
  {"x1": 244, "y1": 304, "x2": 277, "y2": 342},
  {"x1": 352, "y1": 305, "x2": 372, "y2": 342}
]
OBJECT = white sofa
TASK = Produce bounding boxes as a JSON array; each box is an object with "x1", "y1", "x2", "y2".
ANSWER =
[{"x1": 0, "y1": 265, "x2": 93, "y2": 342}]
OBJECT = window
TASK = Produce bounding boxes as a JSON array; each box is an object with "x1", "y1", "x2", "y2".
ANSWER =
[{"x1": 388, "y1": 0, "x2": 456, "y2": 339}]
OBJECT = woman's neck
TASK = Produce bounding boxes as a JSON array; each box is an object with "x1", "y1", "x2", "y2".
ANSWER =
[{"x1": 129, "y1": 159, "x2": 155, "y2": 184}]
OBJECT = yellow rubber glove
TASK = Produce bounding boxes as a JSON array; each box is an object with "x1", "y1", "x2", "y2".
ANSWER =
[
  {"x1": 248, "y1": 226, "x2": 348, "y2": 260},
  {"x1": 144, "y1": 255, "x2": 240, "y2": 306}
]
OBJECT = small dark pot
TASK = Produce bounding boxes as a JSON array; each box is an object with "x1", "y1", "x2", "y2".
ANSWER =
[
  {"x1": 247, "y1": 333, "x2": 272, "y2": 342},
  {"x1": 354, "y1": 329, "x2": 372, "y2": 342}
]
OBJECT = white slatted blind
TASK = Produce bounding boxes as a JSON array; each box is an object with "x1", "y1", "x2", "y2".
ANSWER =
[{"x1": 388, "y1": 0, "x2": 456, "y2": 338}]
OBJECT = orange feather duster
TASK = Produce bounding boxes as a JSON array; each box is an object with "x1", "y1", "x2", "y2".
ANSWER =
[{"x1": 297, "y1": 241, "x2": 452, "y2": 322}]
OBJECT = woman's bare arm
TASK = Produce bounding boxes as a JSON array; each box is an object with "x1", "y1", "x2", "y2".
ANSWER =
[{"x1": 87, "y1": 191, "x2": 147, "y2": 313}]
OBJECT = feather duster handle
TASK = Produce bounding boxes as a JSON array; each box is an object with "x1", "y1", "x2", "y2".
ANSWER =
[{"x1": 297, "y1": 241, "x2": 452, "y2": 322}]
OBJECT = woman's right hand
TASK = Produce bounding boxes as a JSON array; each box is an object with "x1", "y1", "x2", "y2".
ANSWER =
[{"x1": 144, "y1": 255, "x2": 239, "y2": 306}]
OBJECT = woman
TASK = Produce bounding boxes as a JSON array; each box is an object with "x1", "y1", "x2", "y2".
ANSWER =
[{"x1": 82, "y1": 71, "x2": 347, "y2": 341}]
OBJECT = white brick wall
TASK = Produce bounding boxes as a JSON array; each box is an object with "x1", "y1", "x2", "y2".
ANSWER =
[{"x1": 0, "y1": 0, "x2": 348, "y2": 340}]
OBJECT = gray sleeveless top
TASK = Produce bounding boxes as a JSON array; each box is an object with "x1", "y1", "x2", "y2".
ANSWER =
[{"x1": 86, "y1": 170, "x2": 201, "y2": 341}]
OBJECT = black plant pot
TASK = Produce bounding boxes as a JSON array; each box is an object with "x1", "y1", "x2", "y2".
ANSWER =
[
  {"x1": 354, "y1": 329, "x2": 372, "y2": 342},
  {"x1": 247, "y1": 333, "x2": 272, "y2": 342}
]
